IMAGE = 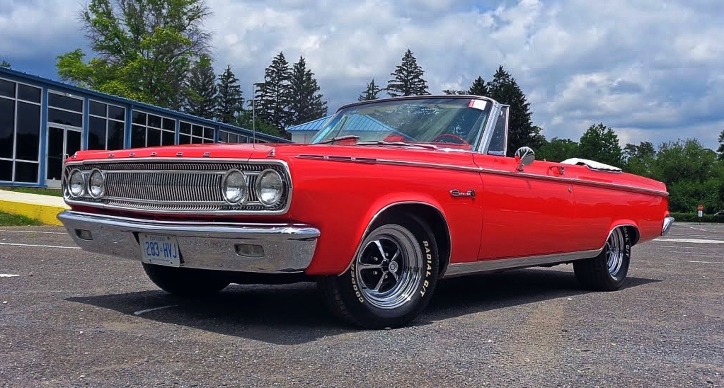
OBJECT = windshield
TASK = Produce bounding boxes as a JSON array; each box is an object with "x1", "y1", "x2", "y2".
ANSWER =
[{"x1": 310, "y1": 97, "x2": 492, "y2": 150}]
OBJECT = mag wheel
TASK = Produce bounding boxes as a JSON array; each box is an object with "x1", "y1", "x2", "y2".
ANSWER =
[
  {"x1": 319, "y1": 214, "x2": 439, "y2": 329},
  {"x1": 142, "y1": 263, "x2": 230, "y2": 297},
  {"x1": 574, "y1": 227, "x2": 631, "y2": 291}
]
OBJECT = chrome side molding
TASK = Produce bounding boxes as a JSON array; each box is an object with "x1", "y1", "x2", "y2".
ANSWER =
[{"x1": 442, "y1": 248, "x2": 602, "y2": 278}]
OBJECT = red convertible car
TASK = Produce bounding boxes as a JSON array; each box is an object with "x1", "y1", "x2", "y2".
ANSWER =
[{"x1": 58, "y1": 95, "x2": 674, "y2": 329}]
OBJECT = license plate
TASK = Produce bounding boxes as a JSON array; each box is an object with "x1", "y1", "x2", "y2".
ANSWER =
[{"x1": 139, "y1": 233, "x2": 180, "y2": 267}]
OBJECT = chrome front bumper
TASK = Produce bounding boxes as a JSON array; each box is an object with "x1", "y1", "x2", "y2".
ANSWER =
[{"x1": 57, "y1": 211, "x2": 320, "y2": 274}]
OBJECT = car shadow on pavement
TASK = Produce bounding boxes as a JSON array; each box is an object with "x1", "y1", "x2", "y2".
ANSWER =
[{"x1": 66, "y1": 268, "x2": 660, "y2": 345}]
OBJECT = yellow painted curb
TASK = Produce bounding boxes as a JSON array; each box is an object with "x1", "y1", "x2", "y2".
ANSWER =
[{"x1": 0, "y1": 200, "x2": 68, "y2": 226}]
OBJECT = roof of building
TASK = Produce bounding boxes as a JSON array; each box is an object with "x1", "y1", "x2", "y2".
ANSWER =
[
  {"x1": 287, "y1": 114, "x2": 397, "y2": 134},
  {"x1": 0, "y1": 66, "x2": 288, "y2": 142}
]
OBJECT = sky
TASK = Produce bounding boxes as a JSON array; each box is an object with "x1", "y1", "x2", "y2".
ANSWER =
[{"x1": 1, "y1": 0, "x2": 723, "y2": 150}]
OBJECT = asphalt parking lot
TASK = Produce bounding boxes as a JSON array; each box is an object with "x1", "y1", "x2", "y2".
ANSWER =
[{"x1": 1, "y1": 223, "x2": 723, "y2": 387}]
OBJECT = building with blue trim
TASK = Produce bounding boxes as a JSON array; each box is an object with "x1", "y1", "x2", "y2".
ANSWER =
[{"x1": 0, "y1": 67, "x2": 288, "y2": 188}]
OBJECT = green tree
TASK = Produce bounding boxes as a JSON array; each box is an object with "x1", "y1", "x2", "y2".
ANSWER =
[
  {"x1": 537, "y1": 137, "x2": 579, "y2": 162},
  {"x1": 468, "y1": 76, "x2": 488, "y2": 96},
  {"x1": 653, "y1": 139, "x2": 721, "y2": 212},
  {"x1": 623, "y1": 141, "x2": 656, "y2": 177},
  {"x1": 215, "y1": 65, "x2": 244, "y2": 124},
  {"x1": 0, "y1": 60, "x2": 10, "y2": 68},
  {"x1": 182, "y1": 55, "x2": 216, "y2": 119},
  {"x1": 56, "y1": 0, "x2": 211, "y2": 108},
  {"x1": 234, "y1": 110, "x2": 281, "y2": 138},
  {"x1": 577, "y1": 123, "x2": 623, "y2": 167},
  {"x1": 442, "y1": 89, "x2": 466, "y2": 95},
  {"x1": 288, "y1": 56, "x2": 327, "y2": 126},
  {"x1": 253, "y1": 52, "x2": 291, "y2": 136},
  {"x1": 386, "y1": 49, "x2": 429, "y2": 97},
  {"x1": 486, "y1": 66, "x2": 542, "y2": 156},
  {"x1": 717, "y1": 129, "x2": 724, "y2": 160},
  {"x1": 359, "y1": 79, "x2": 382, "y2": 101}
]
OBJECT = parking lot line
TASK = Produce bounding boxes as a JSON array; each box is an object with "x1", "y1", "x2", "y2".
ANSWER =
[
  {"x1": 0, "y1": 242, "x2": 80, "y2": 249},
  {"x1": 654, "y1": 238, "x2": 724, "y2": 244},
  {"x1": 0, "y1": 274, "x2": 20, "y2": 277},
  {"x1": 0, "y1": 230, "x2": 68, "y2": 235}
]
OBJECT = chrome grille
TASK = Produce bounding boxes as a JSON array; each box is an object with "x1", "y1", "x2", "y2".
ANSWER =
[{"x1": 63, "y1": 160, "x2": 291, "y2": 214}]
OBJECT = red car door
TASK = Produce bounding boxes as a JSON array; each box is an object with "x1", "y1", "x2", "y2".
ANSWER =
[{"x1": 473, "y1": 154, "x2": 578, "y2": 260}]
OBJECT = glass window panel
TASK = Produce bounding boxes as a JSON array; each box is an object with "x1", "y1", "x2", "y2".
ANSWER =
[
  {"x1": 0, "y1": 79, "x2": 14, "y2": 98},
  {"x1": 0, "y1": 160, "x2": 11, "y2": 181},
  {"x1": 108, "y1": 120, "x2": 125, "y2": 150},
  {"x1": 239, "y1": 135, "x2": 248, "y2": 143},
  {"x1": 192, "y1": 125, "x2": 203, "y2": 137},
  {"x1": 161, "y1": 130, "x2": 175, "y2": 145},
  {"x1": 46, "y1": 126, "x2": 64, "y2": 180},
  {"x1": 108, "y1": 105, "x2": 125, "y2": 121},
  {"x1": 147, "y1": 128, "x2": 161, "y2": 147},
  {"x1": 17, "y1": 84, "x2": 41, "y2": 103},
  {"x1": 66, "y1": 130, "x2": 82, "y2": 157},
  {"x1": 219, "y1": 131, "x2": 228, "y2": 143},
  {"x1": 132, "y1": 111, "x2": 146, "y2": 125},
  {"x1": 192, "y1": 136, "x2": 202, "y2": 144},
  {"x1": 179, "y1": 134, "x2": 191, "y2": 144},
  {"x1": 15, "y1": 102, "x2": 40, "y2": 160},
  {"x1": 88, "y1": 116, "x2": 107, "y2": 150},
  {"x1": 14, "y1": 162, "x2": 38, "y2": 183},
  {"x1": 180, "y1": 122, "x2": 191, "y2": 134},
  {"x1": 48, "y1": 108, "x2": 82, "y2": 127},
  {"x1": 131, "y1": 125, "x2": 146, "y2": 147},
  {"x1": 48, "y1": 93, "x2": 83, "y2": 112},
  {"x1": 89, "y1": 101, "x2": 106, "y2": 117},
  {"x1": 162, "y1": 118, "x2": 175, "y2": 131},
  {"x1": 147, "y1": 114, "x2": 161, "y2": 128},
  {"x1": 0, "y1": 98, "x2": 15, "y2": 158},
  {"x1": 203, "y1": 127, "x2": 213, "y2": 139}
]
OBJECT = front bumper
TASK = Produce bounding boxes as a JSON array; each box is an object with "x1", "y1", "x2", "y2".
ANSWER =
[{"x1": 58, "y1": 211, "x2": 320, "y2": 274}]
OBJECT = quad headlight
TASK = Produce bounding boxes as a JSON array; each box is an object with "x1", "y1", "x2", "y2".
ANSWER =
[
  {"x1": 255, "y1": 169, "x2": 284, "y2": 207},
  {"x1": 88, "y1": 169, "x2": 105, "y2": 198},
  {"x1": 68, "y1": 169, "x2": 85, "y2": 198},
  {"x1": 222, "y1": 169, "x2": 248, "y2": 204}
]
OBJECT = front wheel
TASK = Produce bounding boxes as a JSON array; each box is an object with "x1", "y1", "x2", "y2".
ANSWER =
[
  {"x1": 142, "y1": 263, "x2": 230, "y2": 297},
  {"x1": 319, "y1": 214, "x2": 439, "y2": 329},
  {"x1": 573, "y1": 227, "x2": 631, "y2": 291}
]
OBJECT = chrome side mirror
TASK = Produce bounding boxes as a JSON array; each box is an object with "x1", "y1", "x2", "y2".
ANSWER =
[{"x1": 515, "y1": 146, "x2": 535, "y2": 171}]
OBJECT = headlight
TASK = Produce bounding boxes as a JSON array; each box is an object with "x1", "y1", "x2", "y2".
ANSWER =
[
  {"x1": 68, "y1": 169, "x2": 85, "y2": 197},
  {"x1": 222, "y1": 169, "x2": 248, "y2": 204},
  {"x1": 255, "y1": 169, "x2": 284, "y2": 207},
  {"x1": 88, "y1": 169, "x2": 105, "y2": 198}
]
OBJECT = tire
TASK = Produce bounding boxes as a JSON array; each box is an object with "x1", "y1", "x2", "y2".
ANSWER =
[
  {"x1": 319, "y1": 214, "x2": 439, "y2": 329},
  {"x1": 573, "y1": 227, "x2": 631, "y2": 291},
  {"x1": 142, "y1": 263, "x2": 230, "y2": 297}
]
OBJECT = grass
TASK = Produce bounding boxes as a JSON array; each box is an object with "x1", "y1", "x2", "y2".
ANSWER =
[
  {"x1": 0, "y1": 186, "x2": 63, "y2": 197},
  {"x1": 0, "y1": 211, "x2": 42, "y2": 226}
]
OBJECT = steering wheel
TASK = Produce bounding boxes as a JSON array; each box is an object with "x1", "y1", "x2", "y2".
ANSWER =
[{"x1": 431, "y1": 133, "x2": 470, "y2": 146}]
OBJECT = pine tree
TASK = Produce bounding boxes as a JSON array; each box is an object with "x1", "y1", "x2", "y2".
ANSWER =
[
  {"x1": 359, "y1": 79, "x2": 382, "y2": 101},
  {"x1": 578, "y1": 123, "x2": 623, "y2": 167},
  {"x1": 468, "y1": 76, "x2": 488, "y2": 96},
  {"x1": 486, "y1": 66, "x2": 542, "y2": 156},
  {"x1": 717, "y1": 129, "x2": 724, "y2": 160},
  {"x1": 183, "y1": 55, "x2": 217, "y2": 119},
  {"x1": 215, "y1": 65, "x2": 244, "y2": 124},
  {"x1": 253, "y1": 52, "x2": 291, "y2": 136},
  {"x1": 386, "y1": 49, "x2": 429, "y2": 97},
  {"x1": 288, "y1": 56, "x2": 327, "y2": 125}
]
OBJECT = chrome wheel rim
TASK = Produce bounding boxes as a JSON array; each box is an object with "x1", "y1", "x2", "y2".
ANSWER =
[
  {"x1": 606, "y1": 228, "x2": 625, "y2": 277},
  {"x1": 355, "y1": 225, "x2": 424, "y2": 310}
]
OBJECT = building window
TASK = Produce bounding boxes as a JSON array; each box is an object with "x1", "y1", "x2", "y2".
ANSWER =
[
  {"x1": 88, "y1": 100, "x2": 126, "y2": 151},
  {"x1": 48, "y1": 91, "x2": 83, "y2": 128},
  {"x1": 0, "y1": 77, "x2": 42, "y2": 183},
  {"x1": 130, "y1": 110, "x2": 176, "y2": 148},
  {"x1": 179, "y1": 121, "x2": 214, "y2": 144}
]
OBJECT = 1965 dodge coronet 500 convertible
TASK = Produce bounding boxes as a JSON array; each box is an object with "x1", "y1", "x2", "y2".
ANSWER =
[{"x1": 58, "y1": 95, "x2": 674, "y2": 329}]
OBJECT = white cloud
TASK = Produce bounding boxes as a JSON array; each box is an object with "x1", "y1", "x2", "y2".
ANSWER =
[{"x1": 1, "y1": 0, "x2": 723, "y2": 150}]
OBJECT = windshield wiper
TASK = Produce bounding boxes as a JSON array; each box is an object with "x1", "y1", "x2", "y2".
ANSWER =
[
  {"x1": 317, "y1": 135, "x2": 360, "y2": 144},
  {"x1": 357, "y1": 141, "x2": 439, "y2": 150}
]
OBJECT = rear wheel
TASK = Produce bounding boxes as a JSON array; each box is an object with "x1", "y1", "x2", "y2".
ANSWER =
[
  {"x1": 142, "y1": 263, "x2": 230, "y2": 297},
  {"x1": 573, "y1": 227, "x2": 631, "y2": 291},
  {"x1": 319, "y1": 214, "x2": 439, "y2": 329}
]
